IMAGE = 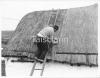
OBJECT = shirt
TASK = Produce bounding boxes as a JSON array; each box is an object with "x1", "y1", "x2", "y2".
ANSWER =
[{"x1": 37, "y1": 26, "x2": 54, "y2": 39}]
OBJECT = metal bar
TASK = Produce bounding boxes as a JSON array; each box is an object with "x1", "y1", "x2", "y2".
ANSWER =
[
  {"x1": 11, "y1": 59, "x2": 35, "y2": 63},
  {"x1": 56, "y1": 52, "x2": 98, "y2": 55}
]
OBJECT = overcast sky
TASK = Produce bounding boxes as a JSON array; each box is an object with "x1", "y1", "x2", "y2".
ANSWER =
[{"x1": 0, "y1": 0, "x2": 98, "y2": 30}]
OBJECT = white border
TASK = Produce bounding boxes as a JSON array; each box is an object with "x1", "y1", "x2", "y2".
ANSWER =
[{"x1": 0, "y1": 0, "x2": 99, "y2": 78}]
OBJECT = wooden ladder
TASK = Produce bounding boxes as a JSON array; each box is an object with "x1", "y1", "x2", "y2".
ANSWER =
[
  {"x1": 30, "y1": 9, "x2": 59, "y2": 76},
  {"x1": 30, "y1": 51, "x2": 48, "y2": 76}
]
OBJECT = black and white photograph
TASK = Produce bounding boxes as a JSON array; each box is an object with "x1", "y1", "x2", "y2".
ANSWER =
[{"x1": 0, "y1": 0, "x2": 100, "y2": 77}]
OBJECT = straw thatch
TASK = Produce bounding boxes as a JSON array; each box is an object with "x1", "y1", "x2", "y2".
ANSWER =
[
  {"x1": 53, "y1": 4, "x2": 98, "y2": 66},
  {"x1": 2, "y1": 4, "x2": 98, "y2": 66}
]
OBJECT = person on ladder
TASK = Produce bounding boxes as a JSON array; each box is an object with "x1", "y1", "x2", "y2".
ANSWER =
[{"x1": 34, "y1": 25, "x2": 59, "y2": 62}]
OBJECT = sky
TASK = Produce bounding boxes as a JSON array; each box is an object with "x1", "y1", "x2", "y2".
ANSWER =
[{"x1": 0, "y1": 0, "x2": 98, "y2": 30}]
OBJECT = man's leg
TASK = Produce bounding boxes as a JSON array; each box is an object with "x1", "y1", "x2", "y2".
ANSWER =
[
  {"x1": 39, "y1": 42, "x2": 49, "y2": 60},
  {"x1": 36, "y1": 42, "x2": 43, "y2": 58}
]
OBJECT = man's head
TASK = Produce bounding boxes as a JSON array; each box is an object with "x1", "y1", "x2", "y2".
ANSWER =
[{"x1": 53, "y1": 25, "x2": 59, "y2": 32}]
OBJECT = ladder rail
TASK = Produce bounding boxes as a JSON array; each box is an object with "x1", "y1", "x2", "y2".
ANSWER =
[
  {"x1": 40, "y1": 52, "x2": 49, "y2": 76},
  {"x1": 30, "y1": 60, "x2": 37, "y2": 76}
]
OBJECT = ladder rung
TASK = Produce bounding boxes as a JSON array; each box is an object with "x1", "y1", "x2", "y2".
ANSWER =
[
  {"x1": 35, "y1": 69, "x2": 43, "y2": 70},
  {"x1": 52, "y1": 13, "x2": 56, "y2": 15}
]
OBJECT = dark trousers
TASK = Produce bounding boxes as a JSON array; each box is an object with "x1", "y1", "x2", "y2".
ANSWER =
[{"x1": 36, "y1": 36, "x2": 49, "y2": 60}]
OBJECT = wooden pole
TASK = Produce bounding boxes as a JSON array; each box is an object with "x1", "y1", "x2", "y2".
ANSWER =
[{"x1": 1, "y1": 59, "x2": 6, "y2": 76}]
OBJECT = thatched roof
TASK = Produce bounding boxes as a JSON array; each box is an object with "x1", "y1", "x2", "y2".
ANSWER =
[{"x1": 2, "y1": 4, "x2": 98, "y2": 66}]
